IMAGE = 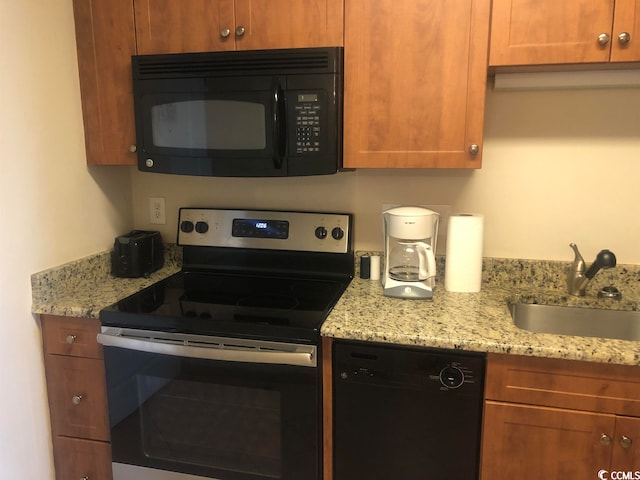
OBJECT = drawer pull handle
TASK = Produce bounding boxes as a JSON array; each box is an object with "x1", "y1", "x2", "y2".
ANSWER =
[
  {"x1": 66, "y1": 335, "x2": 77, "y2": 344},
  {"x1": 80, "y1": 477, "x2": 89, "y2": 480},
  {"x1": 620, "y1": 436, "x2": 633, "y2": 449},
  {"x1": 72, "y1": 395, "x2": 83, "y2": 405},
  {"x1": 600, "y1": 433, "x2": 612, "y2": 446}
]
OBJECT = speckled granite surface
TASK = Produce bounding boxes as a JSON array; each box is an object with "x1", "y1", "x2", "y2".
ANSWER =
[
  {"x1": 31, "y1": 244, "x2": 182, "y2": 318},
  {"x1": 322, "y1": 253, "x2": 640, "y2": 366},
  {"x1": 31, "y1": 248, "x2": 640, "y2": 365}
]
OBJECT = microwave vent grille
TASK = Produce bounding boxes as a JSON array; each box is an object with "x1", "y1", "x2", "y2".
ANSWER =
[{"x1": 135, "y1": 48, "x2": 341, "y2": 78}]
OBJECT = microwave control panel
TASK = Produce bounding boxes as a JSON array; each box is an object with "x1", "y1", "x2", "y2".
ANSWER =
[{"x1": 294, "y1": 93, "x2": 322, "y2": 155}]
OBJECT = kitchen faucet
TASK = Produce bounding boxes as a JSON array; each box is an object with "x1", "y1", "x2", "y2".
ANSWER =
[{"x1": 567, "y1": 243, "x2": 617, "y2": 296}]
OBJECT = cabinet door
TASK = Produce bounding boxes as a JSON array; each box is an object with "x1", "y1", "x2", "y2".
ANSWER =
[
  {"x1": 72, "y1": 0, "x2": 137, "y2": 165},
  {"x1": 45, "y1": 355, "x2": 110, "y2": 441},
  {"x1": 611, "y1": 0, "x2": 640, "y2": 62},
  {"x1": 489, "y1": 0, "x2": 615, "y2": 66},
  {"x1": 134, "y1": 0, "x2": 236, "y2": 54},
  {"x1": 612, "y1": 416, "x2": 640, "y2": 472},
  {"x1": 343, "y1": 0, "x2": 489, "y2": 169},
  {"x1": 481, "y1": 401, "x2": 615, "y2": 480},
  {"x1": 53, "y1": 436, "x2": 112, "y2": 480},
  {"x1": 234, "y1": 0, "x2": 344, "y2": 50}
]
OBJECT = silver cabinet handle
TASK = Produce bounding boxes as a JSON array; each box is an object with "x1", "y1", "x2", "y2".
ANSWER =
[
  {"x1": 619, "y1": 32, "x2": 631, "y2": 44},
  {"x1": 598, "y1": 33, "x2": 611, "y2": 46},
  {"x1": 600, "y1": 433, "x2": 612, "y2": 446},
  {"x1": 236, "y1": 25, "x2": 246, "y2": 37},
  {"x1": 80, "y1": 477, "x2": 89, "y2": 480},
  {"x1": 72, "y1": 395, "x2": 83, "y2": 405},
  {"x1": 469, "y1": 144, "x2": 480, "y2": 155},
  {"x1": 220, "y1": 27, "x2": 231, "y2": 38},
  {"x1": 620, "y1": 436, "x2": 633, "y2": 449},
  {"x1": 66, "y1": 335, "x2": 76, "y2": 344},
  {"x1": 129, "y1": 144, "x2": 137, "y2": 153}
]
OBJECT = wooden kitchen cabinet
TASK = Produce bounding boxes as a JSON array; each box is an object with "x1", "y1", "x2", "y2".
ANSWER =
[
  {"x1": 72, "y1": 0, "x2": 137, "y2": 166},
  {"x1": 135, "y1": 0, "x2": 344, "y2": 55},
  {"x1": 481, "y1": 353, "x2": 640, "y2": 480},
  {"x1": 342, "y1": 0, "x2": 490, "y2": 169},
  {"x1": 41, "y1": 315, "x2": 112, "y2": 480},
  {"x1": 490, "y1": 0, "x2": 640, "y2": 66}
]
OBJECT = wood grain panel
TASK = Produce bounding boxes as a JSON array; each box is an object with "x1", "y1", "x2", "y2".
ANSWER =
[
  {"x1": 481, "y1": 401, "x2": 615, "y2": 480},
  {"x1": 72, "y1": 0, "x2": 137, "y2": 165},
  {"x1": 134, "y1": 0, "x2": 235, "y2": 54},
  {"x1": 322, "y1": 336, "x2": 334, "y2": 480},
  {"x1": 611, "y1": 0, "x2": 640, "y2": 62},
  {"x1": 42, "y1": 315, "x2": 103, "y2": 359},
  {"x1": 234, "y1": 0, "x2": 344, "y2": 50},
  {"x1": 485, "y1": 353, "x2": 640, "y2": 416},
  {"x1": 343, "y1": 0, "x2": 488, "y2": 169},
  {"x1": 53, "y1": 436, "x2": 113, "y2": 480},
  {"x1": 489, "y1": 0, "x2": 615, "y2": 66}
]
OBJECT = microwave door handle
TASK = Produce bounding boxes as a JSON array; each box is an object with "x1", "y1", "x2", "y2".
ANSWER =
[
  {"x1": 271, "y1": 82, "x2": 286, "y2": 170},
  {"x1": 96, "y1": 330, "x2": 316, "y2": 367}
]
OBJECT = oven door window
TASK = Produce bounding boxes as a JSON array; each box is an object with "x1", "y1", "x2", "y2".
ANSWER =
[
  {"x1": 105, "y1": 347, "x2": 319, "y2": 480},
  {"x1": 150, "y1": 99, "x2": 267, "y2": 151}
]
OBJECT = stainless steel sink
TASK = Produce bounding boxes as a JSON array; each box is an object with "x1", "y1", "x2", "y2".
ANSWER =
[{"x1": 510, "y1": 303, "x2": 640, "y2": 341}]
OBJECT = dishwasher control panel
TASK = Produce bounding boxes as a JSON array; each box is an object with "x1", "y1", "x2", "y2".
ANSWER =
[{"x1": 333, "y1": 341, "x2": 485, "y2": 395}]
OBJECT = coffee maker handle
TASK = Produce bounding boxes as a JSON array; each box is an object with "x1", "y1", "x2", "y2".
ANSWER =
[{"x1": 418, "y1": 242, "x2": 436, "y2": 280}]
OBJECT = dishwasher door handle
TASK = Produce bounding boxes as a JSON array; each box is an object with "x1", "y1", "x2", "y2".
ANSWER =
[{"x1": 97, "y1": 327, "x2": 316, "y2": 367}]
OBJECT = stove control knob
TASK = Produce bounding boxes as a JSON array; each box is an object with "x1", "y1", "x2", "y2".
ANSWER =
[
  {"x1": 180, "y1": 220, "x2": 194, "y2": 233},
  {"x1": 315, "y1": 226, "x2": 328, "y2": 239},
  {"x1": 439, "y1": 366, "x2": 464, "y2": 389},
  {"x1": 331, "y1": 227, "x2": 344, "y2": 240},
  {"x1": 195, "y1": 221, "x2": 209, "y2": 234}
]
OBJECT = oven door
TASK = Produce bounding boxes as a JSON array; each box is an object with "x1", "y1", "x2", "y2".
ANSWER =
[{"x1": 98, "y1": 327, "x2": 321, "y2": 480}]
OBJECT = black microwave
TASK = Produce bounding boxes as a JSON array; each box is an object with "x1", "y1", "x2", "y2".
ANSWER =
[{"x1": 131, "y1": 47, "x2": 343, "y2": 177}]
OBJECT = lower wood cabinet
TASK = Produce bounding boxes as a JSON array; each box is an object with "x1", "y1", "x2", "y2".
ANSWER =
[
  {"x1": 41, "y1": 315, "x2": 112, "y2": 480},
  {"x1": 481, "y1": 353, "x2": 640, "y2": 480}
]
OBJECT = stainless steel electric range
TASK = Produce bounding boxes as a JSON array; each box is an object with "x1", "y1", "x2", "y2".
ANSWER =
[{"x1": 99, "y1": 208, "x2": 353, "y2": 480}]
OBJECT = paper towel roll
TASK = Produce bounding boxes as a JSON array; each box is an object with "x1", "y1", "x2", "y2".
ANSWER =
[{"x1": 445, "y1": 214, "x2": 484, "y2": 292}]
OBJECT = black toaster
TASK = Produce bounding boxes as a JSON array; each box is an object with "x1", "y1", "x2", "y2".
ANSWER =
[{"x1": 111, "y1": 230, "x2": 164, "y2": 278}]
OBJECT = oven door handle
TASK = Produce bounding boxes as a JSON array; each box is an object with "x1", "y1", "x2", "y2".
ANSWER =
[{"x1": 96, "y1": 328, "x2": 316, "y2": 367}]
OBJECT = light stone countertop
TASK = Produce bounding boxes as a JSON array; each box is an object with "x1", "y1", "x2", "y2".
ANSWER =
[
  {"x1": 321, "y1": 255, "x2": 640, "y2": 366},
  {"x1": 31, "y1": 248, "x2": 640, "y2": 366}
]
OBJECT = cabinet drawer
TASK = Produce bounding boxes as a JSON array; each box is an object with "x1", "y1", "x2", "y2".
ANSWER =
[
  {"x1": 45, "y1": 355, "x2": 110, "y2": 440},
  {"x1": 42, "y1": 315, "x2": 103, "y2": 359},
  {"x1": 53, "y1": 436, "x2": 112, "y2": 480},
  {"x1": 485, "y1": 353, "x2": 640, "y2": 416}
]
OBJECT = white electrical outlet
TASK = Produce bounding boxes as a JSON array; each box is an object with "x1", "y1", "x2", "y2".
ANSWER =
[{"x1": 149, "y1": 197, "x2": 166, "y2": 225}]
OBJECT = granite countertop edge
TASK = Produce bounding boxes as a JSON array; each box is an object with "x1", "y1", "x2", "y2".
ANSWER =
[{"x1": 31, "y1": 249, "x2": 640, "y2": 366}]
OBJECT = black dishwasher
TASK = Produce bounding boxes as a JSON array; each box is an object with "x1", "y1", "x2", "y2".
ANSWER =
[{"x1": 333, "y1": 341, "x2": 485, "y2": 480}]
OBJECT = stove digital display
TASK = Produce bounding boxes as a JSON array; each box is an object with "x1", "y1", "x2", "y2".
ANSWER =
[{"x1": 232, "y1": 218, "x2": 289, "y2": 239}]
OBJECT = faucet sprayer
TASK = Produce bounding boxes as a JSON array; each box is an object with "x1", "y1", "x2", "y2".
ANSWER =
[{"x1": 567, "y1": 243, "x2": 616, "y2": 296}]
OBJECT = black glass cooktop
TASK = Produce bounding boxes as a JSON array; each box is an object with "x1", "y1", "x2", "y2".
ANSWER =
[{"x1": 100, "y1": 271, "x2": 350, "y2": 343}]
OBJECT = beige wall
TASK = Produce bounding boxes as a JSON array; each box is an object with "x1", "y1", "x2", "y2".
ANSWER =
[
  {"x1": 131, "y1": 85, "x2": 640, "y2": 264},
  {"x1": 0, "y1": 1, "x2": 133, "y2": 478}
]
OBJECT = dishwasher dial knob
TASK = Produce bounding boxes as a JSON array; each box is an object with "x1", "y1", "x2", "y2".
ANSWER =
[
  {"x1": 180, "y1": 220, "x2": 194, "y2": 233},
  {"x1": 439, "y1": 366, "x2": 464, "y2": 389}
]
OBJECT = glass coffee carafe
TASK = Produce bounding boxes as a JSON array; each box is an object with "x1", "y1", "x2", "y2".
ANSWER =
[{"x1": 388, "y1": 240, "x2": 435, "y2": 282}]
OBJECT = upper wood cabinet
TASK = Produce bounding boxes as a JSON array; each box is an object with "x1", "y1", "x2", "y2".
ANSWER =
[
  {"x1": 343, "y1": 0, "x2": 490, "y2": 169},
  {"x1": 72, "y1": 0, "x2": 138, "y2": 166},
  {"x1": 490, "y1": 0, "x2": 640, "y2": 66},
  {"x1": 72, "y1": 0, "x2": 343, "y2": 165},
  {"x1": 135, "y1": 0, "x2": 344, "y2": 55}
]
